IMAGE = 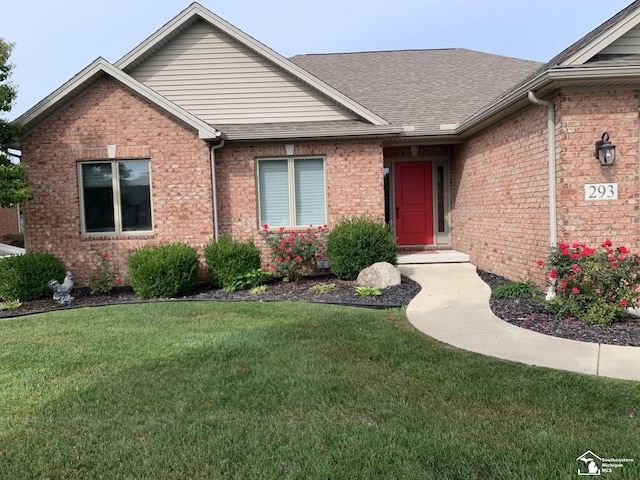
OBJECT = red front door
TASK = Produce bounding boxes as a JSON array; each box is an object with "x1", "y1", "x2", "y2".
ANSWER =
[{"x1": 394, "y1": 161, "x2": 433, "y2": 245}]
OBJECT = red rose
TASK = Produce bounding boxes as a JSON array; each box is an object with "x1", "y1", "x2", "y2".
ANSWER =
[
  {"x1": 549, "y1": 269, "x2": 557, "y2": 279},
  {"x1": 621, "y1": 299, "x2": 629, "y2": 307},
  {"x1": 572, "y1": 287, "x2": 580, "y2": 294}
]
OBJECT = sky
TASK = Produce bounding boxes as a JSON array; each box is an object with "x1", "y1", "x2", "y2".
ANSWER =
[{"x1": 2, "y1": 0, "x2": 635, "y2": 119}]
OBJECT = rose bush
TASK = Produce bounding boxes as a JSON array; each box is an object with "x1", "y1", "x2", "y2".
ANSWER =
[
  {"x1": 259, "y1": 224, "x2": 327, "y2": 282},
  {"x1": 87, "y1": 251, "x2": 121, "y2": 295},
  {"x1": 541, "y1": 240, "x2": 640, "y2": 324}
]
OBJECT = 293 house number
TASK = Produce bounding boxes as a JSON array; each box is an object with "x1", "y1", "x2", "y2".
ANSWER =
[{"x1": 585, "y1": 183, "x2": 618, "y2": 201}]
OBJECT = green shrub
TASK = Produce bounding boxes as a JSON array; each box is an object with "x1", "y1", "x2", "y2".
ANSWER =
[
  {"x1": 127, "y1": 243, "x2": 200, "y2": 299},
  {"x1": 326, "y1": 216, "x2": 396, "y2": 280},
  {"x1": 492, "y1": 281, "x2": 538, "y2": 299},
  {"x1": 224, "y1": 269, "x2": 269, "y2": 292},
  {"x1": 355, "y1": 286, "x2": 382, "y2": 296},
  {"x1": 204, "y1": 236, "x2": 262, "y2": 289},
  {"x1": 0, "y1": 252, "x2": 66, "y2": 301}
]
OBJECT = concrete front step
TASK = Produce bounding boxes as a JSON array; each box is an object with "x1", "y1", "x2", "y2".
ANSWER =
[{"x1": 397, "y1": 250, "x2": 470, "y2": 264}]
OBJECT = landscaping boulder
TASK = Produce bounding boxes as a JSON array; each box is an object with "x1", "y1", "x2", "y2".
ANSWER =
[{"x1": 356, "y1": 262, "x2": 401, "y2": 289}]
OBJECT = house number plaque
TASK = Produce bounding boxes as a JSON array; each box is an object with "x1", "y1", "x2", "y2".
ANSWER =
[{"x1": 584, "y1": 183, "x2": 618, "y2": 201}]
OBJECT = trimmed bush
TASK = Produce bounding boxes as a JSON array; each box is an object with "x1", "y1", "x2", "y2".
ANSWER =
[
  {"x1": 127, "y1": 243, "x2": 200, "y2": 299},
  {"x1": 326, "y1": 216, "x2": 397, "y2": 280},
  {"x1": 204, "y1": 236, "x2": 262, "y2": 289},
  {"x1": 0, "y1": 252, "x2": 66, "y2": 301}
]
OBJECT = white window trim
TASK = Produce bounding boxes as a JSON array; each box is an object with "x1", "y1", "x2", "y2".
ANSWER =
[
  {"x1": 78, "y1": 159, "x2": 154, "y2": 235},
  {"x1": 257, "y1": 156, "x2": 327, "y2": 229}
]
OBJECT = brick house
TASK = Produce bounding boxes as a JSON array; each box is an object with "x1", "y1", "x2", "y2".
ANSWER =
[{"x1": 13, "y1": 2, "x2": 640, "y2": 285}]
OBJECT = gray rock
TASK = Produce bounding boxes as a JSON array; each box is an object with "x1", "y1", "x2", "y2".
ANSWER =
[{"x1": 356, "y1": 262, "x2": 401, "y2": 289}]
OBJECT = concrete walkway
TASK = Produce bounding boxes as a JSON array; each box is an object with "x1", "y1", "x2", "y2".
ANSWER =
[
  {"x1": 0, "y1": 243, "x2": 24, "y2": 257},
  {"x1": 398, "y1": 263, "x2": 640, "y2": 381}
]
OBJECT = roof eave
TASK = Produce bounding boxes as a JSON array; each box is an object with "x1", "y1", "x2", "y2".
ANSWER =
[
  {"x1": 14, "y1": 58, "x2": 222, "y2": 146},
  {"x1": 562, "y1": 8, "x2": 640, "y2": 66},
  {"x1": 223, "y1": 126, "x2": 406, "y2": 141}
]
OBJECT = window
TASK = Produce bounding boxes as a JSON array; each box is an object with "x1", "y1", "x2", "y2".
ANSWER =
[
  {"x1": 79, "y1": 160, "x2": 153, "y2": 234},
  {"x1": 257, "y1": 157, "x2": 326, "y2": 228}
]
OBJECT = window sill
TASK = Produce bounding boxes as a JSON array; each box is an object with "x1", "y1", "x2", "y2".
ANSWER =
[{"x1": 81, "y1": 233, "x2": 156, "y2": 241}]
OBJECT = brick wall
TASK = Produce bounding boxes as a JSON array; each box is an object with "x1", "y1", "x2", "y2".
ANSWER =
[
  {"x1": 452, "y1": 89, "x2": 640, "y2": 285},
  {"x1": 215, "y1": 142, "x2": 385, "y2": 264},
  {"x1": 0, "y1": 206, "x2": 19, "y2": 240},
  {"x1": 21, "y1": 77, "x2": 214, "y2": 284},
  {"x1": 555, "y1": 90, "x2": 640, "y2": 251},
  {"x1": 21, "y1": 76, "x2": 386, "y2": 284},
  {"x1": 451, "y1": 104, "x2": 552, "y2": 284}
]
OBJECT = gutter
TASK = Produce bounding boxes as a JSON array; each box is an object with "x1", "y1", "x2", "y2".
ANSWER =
[
  {"x1": 222, "y1": 126, "x2": 406, "y2": 141},
  {"x1": 210, "y1": 140, "x2": 225, "y2": 242},
  {"x1": 527, "y1": 91, "x2": 557, "y2": 248}
]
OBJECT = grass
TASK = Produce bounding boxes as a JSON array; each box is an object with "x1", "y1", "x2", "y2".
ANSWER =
[{"x1": 0, "y1": 302, "x2": 639, "y2": 479}]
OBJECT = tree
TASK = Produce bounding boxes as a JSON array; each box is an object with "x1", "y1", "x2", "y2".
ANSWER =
[{"x1": 0, "y1": 38, "x2": 32, "y2": 208}]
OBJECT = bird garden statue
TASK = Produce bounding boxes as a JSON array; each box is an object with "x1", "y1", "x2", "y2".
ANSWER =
[{"x1": 48, "y1": 271, "x2": 74, "y2": 304}]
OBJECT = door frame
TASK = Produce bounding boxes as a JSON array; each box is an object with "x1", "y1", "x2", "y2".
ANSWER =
[{"x1": 384, "y1": 156, "x2": 451, "y2": 246}]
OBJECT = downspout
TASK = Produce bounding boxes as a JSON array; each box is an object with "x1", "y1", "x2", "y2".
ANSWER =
[
  {"x1": 528, "y1": 91, "x2": 557, "y2": 248},
  {"x1": 210, "y1": 140, "x2": 225, "y2": 242}
]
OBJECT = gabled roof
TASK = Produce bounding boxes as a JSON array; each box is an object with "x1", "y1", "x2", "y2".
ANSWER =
[
  {"x1": 114, "y1": 2, "x2": 389, "y2": 127},
  {"x1": 15, "y1": 58, "x2": 222, "y2": 142},
  {"x1": 460, "y1": 0, "x2": 640, "y2": 136},
  {"x1": 15, "y1": 1, "x2": 640, "y2": 145},
  {"x1": 290, "y1": 49, "x2": 542, "y2": 136}
]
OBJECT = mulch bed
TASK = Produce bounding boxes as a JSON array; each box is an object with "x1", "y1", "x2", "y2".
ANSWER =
[
  {"x1": 3, "y1": 269, "x2": 640, "y2": 347},
  {"x1": 478, "y1": 270, "x2": 640, "y2": 347},
  {"x1": 0, "y1": 275, "x2": 422, "y2": 319}
]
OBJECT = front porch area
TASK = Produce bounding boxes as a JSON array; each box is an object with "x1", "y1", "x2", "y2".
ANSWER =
[{"x1": 397, "y1": 249, "x2": 469, "y2": 264}]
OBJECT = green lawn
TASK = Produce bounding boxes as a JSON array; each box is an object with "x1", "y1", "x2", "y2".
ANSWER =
[{"x1": 0, "y1": 302, "x2": 638, "y2": 479}]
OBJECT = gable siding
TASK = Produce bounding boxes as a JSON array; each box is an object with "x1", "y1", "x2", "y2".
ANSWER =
[
  {"x1": 600, "y1": 24, "x2": 640, "y2": 54},
  {"x1": 128, "y1": 20, "x2": 356, "y2": 124}
]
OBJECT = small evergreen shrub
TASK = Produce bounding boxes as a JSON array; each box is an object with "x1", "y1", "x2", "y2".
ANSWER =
[
  {"x1": 0, "y1": 252, "x2": 66, "y2": 301},
  {"x1": 127, "y1": 243, "x2": 200, "y2": 299},
  {"x1": 326, "y1": 216, "x2": 397, "y2": 280},
  {"x1": 204, "y1": 236, "x2": 262, "y2": 289}
]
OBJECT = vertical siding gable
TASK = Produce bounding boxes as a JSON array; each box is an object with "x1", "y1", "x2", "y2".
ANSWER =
[
  {"x1": 128, "y1": 20, "x2": 356, "y2": 124},
  {"x1": 600, "y1": 24, "x2": 640, "y2": 54}
]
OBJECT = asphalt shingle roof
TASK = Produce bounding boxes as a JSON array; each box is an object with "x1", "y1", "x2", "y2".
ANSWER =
[{"x1": 290, "y1": 49, "x2": 542, "y2": 133}]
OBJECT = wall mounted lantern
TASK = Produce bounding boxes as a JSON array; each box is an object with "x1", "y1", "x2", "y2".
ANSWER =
[{"x1": 595, "y1": 132, "x2": 616, "y2": 166}]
